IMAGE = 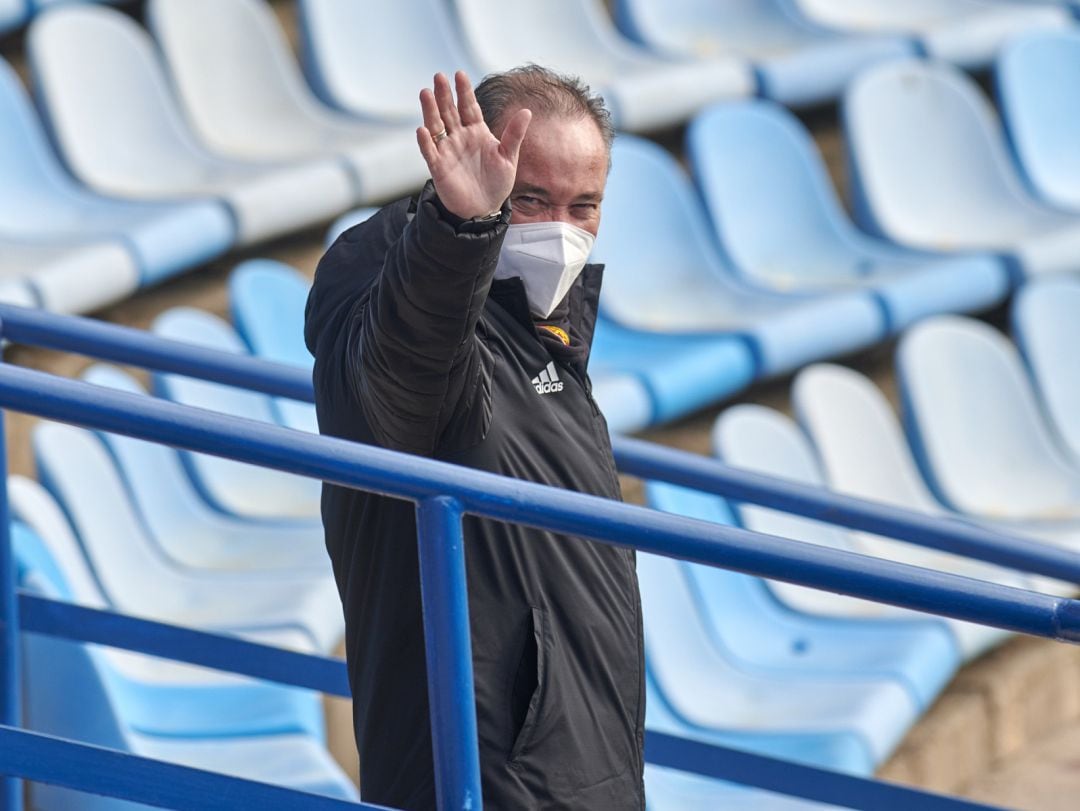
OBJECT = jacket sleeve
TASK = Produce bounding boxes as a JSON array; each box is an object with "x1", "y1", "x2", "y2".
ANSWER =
[{"x1": 336, "y1": 185, "x2": 507, "y2": 456}]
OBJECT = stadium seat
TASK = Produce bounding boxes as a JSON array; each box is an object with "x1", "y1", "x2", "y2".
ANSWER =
[
  {"x1": 897, "y1": 316, "x2": 1080, "y2": 526},
  {"x1": 843, "y1": 59, "x2": 1080, "y2": 279},
  {"x1": 686, "y1": 101, "x2": 1011, "y2": 330},
  {"x1": 1013, "y1": 278, "x2": 1080, "y2": 461},
  {"x1": 792, "y1": 0, "x2": 1069, "y2": 68},
  {"x1": 0, "y1": 238, "x2": 131, "y2": 312},
  {"x1": 595, "y1": 134, "x2": 886, "y2": 377},
  {"x1": 323, "y1": 206, "x2": 382, "y2": 247},
  {"x1": 452, "y1": 0, "x2": 755, "y2": 131},
  {"x1": 613, "y1": 0, "x2": 914, "y2": 107},
  {"x1": 297, "y1": 0, "x2": 482, "y2": 123},
  {"x1": 27, "y1": 5, "x2": 354, "y2": 246},
  {"x1": 638, "y1": 549, "x2": 920, "y2": 767},
  {"x1": 714, "y1": 404, "x2": 1016, "y2": 659},
  {"x1": 996, "y1": 29, "x2": 1080, "y2": 211},
  {"x1": 0, "y1": 57, "x2": 232, "y2": 294},
  {"x1": 17, "y1": 540, "x2": 356, "y2": 807},
  {"x1": 32, "y1": 422, "x2": 343, "y2": 652},
  {"x1": 645, "y1": 481, "x2": 959, "y2": 708},
  {"x1": 8, "y1": 476, "x2": 327, "y2": 742},
  {"x1": 81, "y1": 364, "x2": 330, "y2": 574},
  {"x1": 0, "y1": 0, "x2": 27, "y2": 35},
  {"x1": 147, "y1": 0, "x2": 427, "y2": 205},
  {"x1": 150, "y1": 307, "x2": 323, "y2": 520},
  {"x1": 645, "y1": 764, "x2": 844, "y2": 811},
  {"x1": 792, "y1": 363, "x2": 1078, "y2": 597}
]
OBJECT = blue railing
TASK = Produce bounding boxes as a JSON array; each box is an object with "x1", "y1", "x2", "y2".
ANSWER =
[{"x1": 0, "y1": 303, "x2": 1075, "y2": 811}]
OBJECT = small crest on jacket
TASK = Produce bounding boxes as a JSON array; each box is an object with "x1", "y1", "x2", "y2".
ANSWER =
[{"x1": 532, "y1": 361, "x2": 564, "y2": 395}]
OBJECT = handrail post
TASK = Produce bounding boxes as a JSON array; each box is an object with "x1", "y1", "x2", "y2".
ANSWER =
[
  {"x1": 0, "y1": 402, "x2": 23, "y2": 809},
  {"x1": 416, "y1": 496, "x2": 483, "y2": 811}
]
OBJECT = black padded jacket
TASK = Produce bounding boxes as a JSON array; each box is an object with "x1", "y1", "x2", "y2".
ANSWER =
[{"x1": 304, "y1": 183, "x2": 646, "y2": 810}]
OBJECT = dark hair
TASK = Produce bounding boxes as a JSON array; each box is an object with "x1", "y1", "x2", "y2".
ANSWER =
[{"x1": 474, "y1": 64, "x2": 614, "y2": 154}]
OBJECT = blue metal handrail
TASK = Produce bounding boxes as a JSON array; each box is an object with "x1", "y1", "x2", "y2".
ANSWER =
[{"x1": 0, "y1": 303, "x2": 1072, "y2": 810}]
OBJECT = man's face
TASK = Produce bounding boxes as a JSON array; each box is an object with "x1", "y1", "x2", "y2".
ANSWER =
[{"x1": 500, "y1": 112, "x2": 608, "y2": 237}]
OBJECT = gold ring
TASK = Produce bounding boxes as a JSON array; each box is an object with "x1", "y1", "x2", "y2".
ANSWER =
[{"x1": 433, "y1": 128, "x2": 449, "y2": 143}]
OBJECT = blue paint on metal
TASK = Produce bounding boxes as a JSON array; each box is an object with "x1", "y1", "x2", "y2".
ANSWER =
[
  {"x1": 416, "y1": 497, "x2": 483, "y2": 811},
  {"x1": 644, "y1": 731, "x2": 1006, "y2": 810},
  {"x1": 0, "y1": 724, "x2": 387, "y2": 810},
  {"x1": 18, "y1": 593, "x2": 350, "y2": 698},
  {"x1": 0, "y1": 332, "x2": 21, "y2": 811}
]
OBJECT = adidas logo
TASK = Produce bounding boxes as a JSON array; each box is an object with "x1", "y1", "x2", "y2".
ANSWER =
[{"x1": 531, "y1": 361, "x2": 564, "y2": 395}]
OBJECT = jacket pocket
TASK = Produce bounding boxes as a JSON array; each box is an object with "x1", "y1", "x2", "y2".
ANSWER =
[{"x1": 507, "y1": 606, "x2": 549, "y2": 766}]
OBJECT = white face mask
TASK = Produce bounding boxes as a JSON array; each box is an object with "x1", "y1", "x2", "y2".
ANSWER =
[{"x1": 493, "y1": 221, "x2": 596, "y2": 319}]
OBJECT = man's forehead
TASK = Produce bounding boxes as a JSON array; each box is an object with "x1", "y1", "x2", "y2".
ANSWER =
[{"x1": 512, "y1": 113, "x2": 608, "y2": 195}]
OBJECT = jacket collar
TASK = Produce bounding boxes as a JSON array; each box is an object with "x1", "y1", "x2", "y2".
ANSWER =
[{"x1": 488, "y1": 263, "x2": 605, "y2": 365}]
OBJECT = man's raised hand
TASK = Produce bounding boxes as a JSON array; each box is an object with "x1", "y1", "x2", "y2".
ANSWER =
[{"x1": 417, "y1": 71, "x2": 532, "y2": 221}]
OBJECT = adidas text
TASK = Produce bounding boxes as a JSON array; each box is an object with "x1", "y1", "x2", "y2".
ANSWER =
[{"x1": 531, "y1": 362, "x2": 564, "y2": 395}]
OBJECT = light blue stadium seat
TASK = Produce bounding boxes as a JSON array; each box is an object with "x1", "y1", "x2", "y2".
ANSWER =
[
  {"x1": 686, "y1": 101, "x2": 1011, "y2": 331},
  {"x1": 298, "y1": 0, "x2": 482, "y2": 124},
  {"x1": 897, "y1": 316, "x2": 1080, "y2": 529},
  {"x1": 324, "y1": 206, "x2": 382, "y2": 247},
  {"x1": 0, "y1": 0, "x2": 27, "y2": 34},
  {"x1": 452, "y1": 0, "x2": 755, "y2": 132},
  {"x1": 0, "y1": 56, "x2": 231, "y2": 297},
  {"x1": 1013, "y1": 278, "x2": 1080, "y2": 461},
  {"x1": 0, "y1": 238, "x2": 129, "y2": 312},
  {"x1": 844, "y1": 59, "x2": 1080, "y2": 279},
  {"x1": 997, "y1": 29, "x2": 1080, "y2": 211},
  {"x1": 32, "y1": 421, "x2": 343, "y2": 653},
  {"x1": 27, "y1": 5, "x2": 354, "y2": 246},
  {"x1": 150, "y1": 307, "x2": 323, "y2": 520},
  {"x1": 595, "y1": 134, "x2": 886, "y2": 380},
  {"x1": 792, "y1": 0, "x2": 1069, "y2": 68},
  {"x1": 645, "y1": 480, "x2": 959, "y2": 708},
  {"x1": 147, "y1": 0, "x2": 426, "y2": 205},
  {"x1": 8, "y1": 476, "x2": 326, "y2": 742},
  {"x1": 792, "y1": 363, "x2": 1078, "y2": 601},
  {"x1": 81, "y1": 363, "x2": 330, "y2": 574},
  {"x1": 646, "y1": 762, "x2": 841, "y2": 811},
  {"x1": 613, "y1": 0, "x2": 914, "y2": 107},
  {"x1": 639, "y1": 549, "x2": 919, "y2": 768},
  {"x1": 16, "y1": 540, "x2": 357, "y2": 808},
  {"x1": 714, "y1": 404, "x2": 1017, "y2": 658}
]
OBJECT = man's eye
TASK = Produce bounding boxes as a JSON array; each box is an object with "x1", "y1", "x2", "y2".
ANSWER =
[{"x1": 515, "y1": 196, "x2": 539, "y2": 206}]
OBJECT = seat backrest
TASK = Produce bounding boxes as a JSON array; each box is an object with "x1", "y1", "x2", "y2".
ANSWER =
[
  {"x1": 147, "y1": 0, "x2": 327, "y2": 157},
  {"x1": 299, "y1": 0, "x2": 477, "y2": 121},
  {"x1": 592, "y1": 134, "x2": 744, "y2": 330},
  {"x1": 997, "y1": 29, "x2": 1080, "y2": 209},
  {"x1": 229, "y1": 259, "x2": 312, "y2": 369},
  {"x1": 794, "y1": 0, "x2": 973, "y2": 29},
  {"x1": 792, "y1": 363, "x2": 943, "y2": 514},
  {"x1": 1012, "y1": 278, "x2": 1080, "y2": 459},
  {"x1": 687, "y1": 101, "x2": 859, "y2": 285},
  {"x1": 453, "y1": 0, "x2": 646, "y2": 78},
  {"x1": 617, "y1": 0, "x2": 810, "y2": 55},
  {"x1": 897, "y1": 315, "x2": 1078, "y2": 517},
  {"x1": 844, "y1": 59, "x2": 1030, "y2": 247},
  {"x1": 28, "y1": 4, "x2": 209, "y2": 194}
]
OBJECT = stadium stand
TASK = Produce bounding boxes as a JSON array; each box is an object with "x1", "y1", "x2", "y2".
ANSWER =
[
  {"x1": 451, "y1": 0, "x2": 755, "y2": 131},
  {"x1": 844, "y1": 58, "x2": 1080, "y2": 279},
  {"x1": 297, "y1": 0, "x2": 482, "y2": 123},
  {"x1": 147, "y1": 0, "x2": 428, "y2": 205},
  {"x1": 898, "y1": 316, "x2": 1080, "y2": 528},
  {"x1": 0, "y1": 57, "x2": 231, "y2": 301},
  {"x1": 1012, "y1": 278, "x2": 1080, "y2": 461},
  {"x1": 996, "y1": 28, "x2": 1080, "y2": 210},
  {"x1": 791, "y1": 0, "x2": 1069, "y2": 68},
  {"x1": 645, "y1": 480, "x2": 960, "y2": 708},
  {"x1": 712, "y1": 404, "x2": 1018, "y2": 658},
  {"x1": 792, "y1": 363, "x2": 1078, "y2": 598},
  {"x1": 685, "y1": 100, "x2": 1011, "y2": 330},
  {"x1": 26, "y1": 5, "x2": 354, "y2": 246},
  {"x1": 149, "y1": 307, "x2": 323, "y2": 519},
  {"x1": 612, "y1": 0, "x2": 915, "y2": 107}
]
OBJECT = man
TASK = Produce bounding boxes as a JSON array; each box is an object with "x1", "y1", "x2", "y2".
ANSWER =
[{"x1": 305, "y1": 66, "x2": 645, "y2": 810}]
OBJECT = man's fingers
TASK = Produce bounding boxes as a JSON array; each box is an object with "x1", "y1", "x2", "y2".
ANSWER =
[
  {"x1": 419, "y1": 88, "x2": 444, "y2": 140},
  {"x1": 433, "y1": 72, "x2": 460, "y2": 130},
  {"x1": 499, "y1": 108, "x2": 532, "y2": 164},
  {"x1": 455, "y1": 70, "x2": 483, "y2": 126},
  {"x1": 416, "y1": 127, "x2": 439, "y2": 168}
]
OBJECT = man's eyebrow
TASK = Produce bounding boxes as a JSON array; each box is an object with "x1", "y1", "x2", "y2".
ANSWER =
[{"x1": 512, "y1": 185, "x2": 551, "y2": 197}]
